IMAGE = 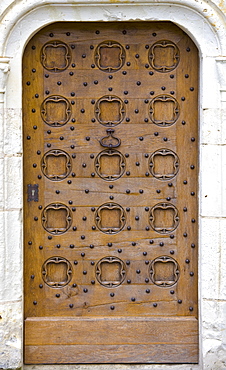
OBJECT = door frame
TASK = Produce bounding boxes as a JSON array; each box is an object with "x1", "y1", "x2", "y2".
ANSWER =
[{"x1": 1, "y1": 1, "x2": 225, "y2": 369}]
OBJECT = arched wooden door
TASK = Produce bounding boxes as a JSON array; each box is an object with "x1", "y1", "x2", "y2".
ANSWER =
[{"x1": 23, "y1": 22, "x2": 199, "y2": 364}]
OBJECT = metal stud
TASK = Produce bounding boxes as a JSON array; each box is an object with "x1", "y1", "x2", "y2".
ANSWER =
[
  {"x1": 146, "y1": 289, "x2": 150, "y2": 294},
  {"x1": 145, "y1": 278, "x2": 149, "y2": 283},
  {"x1": 136, "y1": 81, "x2": 141, "y2": 86},
  {"x1": 190, "y1": 271, "x2": 194, "y2": 276},
  {"x1": 153, "y1": 303, "x2": 157, "y2": 307},
  {"x1": 132, "y1": 242, "x2": 136, "y2": 246},
  {"x1": 170, "y1": 290, "x2": 175, "y2": 294},
  {"x1": 178, "y1": 299, "x2": 182, "y2": 304},
  {"x1": 110, "y1": 293, "x2": 115, "y2": 297},
  {"x1": 136, "y1": 269, "x2": 140, "y2": 274},
  {"x1": 159, "y1": 242, "x2": 164, "y2": 247},
  {"x1": 39, "y1": 245, "x2": 43, "y2": 250},
  {"x1": 127, "y1": 226, "x2": 131, "y2": 230},
  {"x1": 131, "y1": 297, "x2": 136, "y2": 302},
  {"x1": 183, "y1": 207, "x2": 187, "y2": 212},
  {"x1": 149, "y1": 240, "x2": 154, "y2": 244},
  {"x1": 110, "y1": 305, "x2": 115, "y2": 310},
  {"x1": 170, "y1": 235, "x2": 174, "y2": 239},
  {"x1": 191, "y1": 243, "x2": 195, "y2": 248}
]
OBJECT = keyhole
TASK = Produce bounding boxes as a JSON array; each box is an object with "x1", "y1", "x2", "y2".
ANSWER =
[{"x1": 32, "y1": 190, "x2": 35, "y2": 196}]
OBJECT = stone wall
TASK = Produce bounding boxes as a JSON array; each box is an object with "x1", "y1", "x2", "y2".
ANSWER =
[{"x1": 0, "y1": 1, "x2": 225, "y2": 369}]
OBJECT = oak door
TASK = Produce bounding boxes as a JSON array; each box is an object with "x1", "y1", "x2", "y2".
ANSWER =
[{"x1": 23, "y1": 21, "x2": 199, "y2": 364}]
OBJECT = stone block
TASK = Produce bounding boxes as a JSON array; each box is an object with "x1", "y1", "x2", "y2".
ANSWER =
[
  {"x1": 4, "y1": 108, "x2": 22, "y2": 155},
  {"x1": 4, "y1": 155, "x2": 22, "y2": 210},
  {"x1": 200, "y1": 144, "x2": 222, "y2": 217},
  {"x1": 0, "y1": 301, "x2": 22, "y2": 370},
  {"x1": 2, "y1": 210, "x2": 22, "y2": 301},
  {"x1": 200, "y1": 217, "x2": 220, "y2": 299}
]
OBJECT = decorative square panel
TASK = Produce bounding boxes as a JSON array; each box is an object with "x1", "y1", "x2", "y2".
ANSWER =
[
  {"x1": 42, "y1": 257, "x2": 72, "y2": 288},
  {"x1": 95, "y1": 96, "x2": 125, "y2": 126},
  {"x1": 42, "y1": 203, "x2": 72, "y2": 234},
  {"x1": 149, "y1": 40, "x2": 180, "y2": 72},
  {"x1": 95, "y1": 149, "x2": 126, "y2": 180},
  {"x1": 41, "y1": 150, "x2": 72, "y2": 180},
  {"x1": 41, "y1": 41, "x2": 71, "y2": 71},
  {"x1": 149, "y1": 203, "x2": 179, "y2": 234},
  {"x1": 41, "y1": 96, "x2": 71, "y2": 126},
  {"x1": 150, "y1": 256, "x2": 180, "y2": 287},
  {"x1": 149, "y1": 149, "x2": 179, "y2": 180},
  {"x1": 95, "y1": 203, "x2": 126, "y2": 234},
  {"x1": 149, "y1": 95, "x2": 179, "y2": 126},
  {"x1": 96, "y1": 257, "x2": 126, "y2": 287},
  {"x1": 95, "y1": 41, "x2": 126, "y2": 72}
]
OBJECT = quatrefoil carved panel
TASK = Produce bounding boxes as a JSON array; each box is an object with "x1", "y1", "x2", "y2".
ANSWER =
[
  {"x1": 95, "y1": 203, "x2": 126, "y2": 234},
  {"x1": 95, "y1": 149, "x2": 126, "y2": 181},
  {"x1": 149, "y1": 149, "x2": 179, "y2": 180},
  {"x1": 41, "y1": 150, "x2": 72, "y2": 181},
  {"x1": 42, "y1": 203, "x2": 72, "y2": 234},
  {"x1": 95, "y1": 96, "x2": 125, "y2": 126},
  {"x1": 149, "y1": 203, "x2": 179, "y2": 234},
  {"x1": 149, "y1": 95, "x2": 179, "y2": 126},
  {"x1": 41, "y1": 95, "x2": 71, "y2": 127},
  {"x1": 150, "y1": 256, "x2": 180, "y2": 287},
  {"x1": 96, "y1": 257, "x2": 126, "y2": 287},
  {"x1": 149, "y1": 40, "x2": 180, "y2": 72},
  {"x1": 95, "y1": 41, "x2": 126, "y2": 72},
  {"x1": 42, "y1": 257, "x2": 72, "y2": 288},
  {"x1": 41, "y1": 41, "x2": 71, "y2": 71}
]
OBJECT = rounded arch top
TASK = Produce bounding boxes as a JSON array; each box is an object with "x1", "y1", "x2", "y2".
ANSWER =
[{"x1": 1, "y1": 1, "x2": 225, "y2": 58}]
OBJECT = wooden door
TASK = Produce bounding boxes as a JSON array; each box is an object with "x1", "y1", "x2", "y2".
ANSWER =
[{"x1": 23, "y1": 22, "x2": 199, "y2": 364}]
